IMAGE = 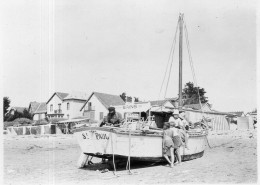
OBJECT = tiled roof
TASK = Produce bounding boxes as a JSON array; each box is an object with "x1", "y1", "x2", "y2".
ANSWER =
[
  {"x1": 46, "y1": 92, "x2": 69, "y2": 104},
  {"x1": 34, "y1": 102, "x2": 47, "y2": 114},
  {"x1": 29, "y1": 102, "x2": 40, "y2": 113},
  {"x1": 13, "y1": 107, "x2": 27, "y2": 113},
  {"x1": 81, "y1": 92, "x2": 125, "y2": 110},
  {"x1": 94, "y1": 92, "x2": 125, "y2": 108},
  {"x1": 149, "y1": 100, "x2": 173, "y2": 106},
  {"x1": 63, "y1": 92, "x2": 88, "y2": 101},
  {"x1": 140, "y1": 97, "x2": 177, "y2": 106},
  {"x1": 56, "y1": 92, "x2": 69, "y2": 100},
  {"x1": 228, "y1": 111, "x2": 245, "y2": 117},
  {"x1": 183, "y1": 104, "x2": 203, "y2": 110},
  {"x1": 183, "y1": 103, "x2": 212, "y2": 110}
]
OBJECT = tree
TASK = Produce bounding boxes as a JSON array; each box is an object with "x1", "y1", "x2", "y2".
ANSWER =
[
  {"x1": 6, "y1": 108, "x2": 32, "y2": 122},
  {"x1": 3, "y1": 97, "x2": 11, "y2": 121},
  {"x1": 22, "y1": 109, "x2": 33, "y2": 120},
  {"x1": 182, "y1": 82, "x2": 208, "y2": 105},
  {"x1": 6, "y1": 110, "x2": 23, "y2": 122},
  {"x1": 120, "y1": 92, "x2": 139, "y2": 103}
]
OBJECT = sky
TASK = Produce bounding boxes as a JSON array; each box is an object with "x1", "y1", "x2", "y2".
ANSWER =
[{"x1": 2, "y1": 0, "x2": 257, "y2": 113}]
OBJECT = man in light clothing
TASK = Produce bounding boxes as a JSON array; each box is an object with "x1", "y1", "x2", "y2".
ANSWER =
[
  {"x1": 168, "y1": 109, "x2": 183, "y2": 128},
  {"x1": 169, "y1": 109, "x2": 189, "y2": 149}
]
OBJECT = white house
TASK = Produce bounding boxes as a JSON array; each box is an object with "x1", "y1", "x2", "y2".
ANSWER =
[
  {"x1": 80, "y1": 92, "x2": 125, "y2": 121},
  {"x1": 46, "y1": 92, "x2": 88, "y2": 119},
  {"x1": 28, "y1": 101, "x2": 47, "y2": 120}
]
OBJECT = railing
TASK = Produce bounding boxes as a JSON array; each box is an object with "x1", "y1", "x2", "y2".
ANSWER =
[{"x1": 54, "y1": 109, "x2": 62, "y2": 114}]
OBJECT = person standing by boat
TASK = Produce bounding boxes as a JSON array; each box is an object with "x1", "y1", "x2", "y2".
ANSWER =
[
  {"x1": 179, "y1": 111, "x2": 189, "y2": 130},
  {"x1": 168, "y1": 109, "x2": 183, "y2": 128},
  {"x1": 169, "y1": 110, "x2": 189, "y2": 149},
  {"x1": 169, "y1": 121, "x2": 182, "y2": 165},
  {"x1": 179, "y1": 111, "x2": 190, "y2": 149},
  {"x1": 100, "y1": 107, "x2": 123, "y2": 127},
  {"x1": 162, "y1": 122, "x2": 174, "y2": 168}
]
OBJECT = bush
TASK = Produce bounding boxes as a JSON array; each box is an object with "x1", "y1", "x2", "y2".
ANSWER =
[
  {"x1": 13, "y1": 118, "x2": 33, "y2": 125},
  {"x1": 49, "y1": 117, "x2": 67, "y2": 124},
  {"x1": 4, "y1": 121, "x2": 19, "y2": 129},
  {"x1": 33, "y1": 119, "x2": 49, "y2": 126}
]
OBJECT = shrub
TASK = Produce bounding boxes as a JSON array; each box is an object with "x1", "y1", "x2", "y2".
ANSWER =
[
  {"x1": 33, "y1": 119, "x2": 49, "y2": 126},
  {"x1": 49, "y1": 117, "x2": 67, "y2": 124},
  {"x1": 4, "y1": 121, "x2": 19, "y2": 129},
  {"x1": 13, "y1": 118, "x2": 33, "y2": 125}
]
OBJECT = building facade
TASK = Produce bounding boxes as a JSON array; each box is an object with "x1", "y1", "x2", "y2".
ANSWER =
[
  {"x1": 46, "y1": 92, "x2": 87, "y2": 119},
  {"x1": 28, "y1": 102, "x2": 47, "y2": 120},
  {"x1": 80, "y1": 92, "x2": 125, "y2": 121}
]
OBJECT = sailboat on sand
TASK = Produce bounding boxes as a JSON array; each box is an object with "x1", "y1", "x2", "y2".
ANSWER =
[{"x1": 73, "y1": 14, "x2": 209, "y2": 167}]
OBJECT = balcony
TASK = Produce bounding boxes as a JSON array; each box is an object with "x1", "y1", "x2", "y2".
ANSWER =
[
  {"x1": 54, "y1": 109, "x2": 62, "y2": 114},
  {"x1": 48, "y1": 109, "x2": 64, "y2": 117}
]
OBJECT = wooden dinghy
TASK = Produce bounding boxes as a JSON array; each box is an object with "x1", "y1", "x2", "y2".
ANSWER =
[{"x1": 73, "y1": 125, "x2": 207, "y2": 162}]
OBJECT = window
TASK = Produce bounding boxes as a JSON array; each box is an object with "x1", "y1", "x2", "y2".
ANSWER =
[
  {"x1": 50, "y1": 104, "x2": 53, "y2": 112},
  {"x1": 100, "y1": 112, "x2": 104, "y2": 120},
  {"x1": 58, "y1": 104, "x2": 61, "y2": 110},
  {"x1": 67, "y1": 103, "x2": 70, "y2": 110}
]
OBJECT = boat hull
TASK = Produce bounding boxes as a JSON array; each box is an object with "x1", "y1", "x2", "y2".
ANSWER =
[{"x1": 73, "y1": 127, "x2": 207, "y2": 162}]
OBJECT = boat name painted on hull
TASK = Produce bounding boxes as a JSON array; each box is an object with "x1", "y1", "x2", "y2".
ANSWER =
[{"x1": 82, "y1": 131, "x2": 109, "y2": 140}]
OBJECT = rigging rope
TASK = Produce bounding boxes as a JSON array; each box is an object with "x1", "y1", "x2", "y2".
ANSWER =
[
  {"x1": 126, "y1": 130, "x2": 132, "y2": 174},
  {"x1": 110, "y1": 132, "x2": 118, "y2": 176},
  {"x1": 158, "y1": 19, "x2": 180, "y2": 99},
  {"x1": 183, "y1": 17, "x2": 211, "y2": 150},
  {"x1": 183, "y1": 16, "x2": 204, "y2": 117}
]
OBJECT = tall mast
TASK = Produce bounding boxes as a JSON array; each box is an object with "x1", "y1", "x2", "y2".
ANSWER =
[{"x1": 178, "y1": 13, "x2": 183, "y2": 108}]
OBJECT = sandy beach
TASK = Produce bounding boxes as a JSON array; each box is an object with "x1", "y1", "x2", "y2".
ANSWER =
[{"x1": 3, "y1": 129, "x2": 257, "y2": 184}]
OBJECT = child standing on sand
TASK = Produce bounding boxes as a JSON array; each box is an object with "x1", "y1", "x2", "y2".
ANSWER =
[
  {"x1": 169, "y1": 121, "x2": 182, "y2": 165},
  {"x1": 162, "y1": 122, "x2": 174, "y2": 168}
]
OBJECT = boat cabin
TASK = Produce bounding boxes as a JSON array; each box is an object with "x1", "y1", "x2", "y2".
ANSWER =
[{"x1": 114, "y1": 102, "x2": 175, "y2": 129}]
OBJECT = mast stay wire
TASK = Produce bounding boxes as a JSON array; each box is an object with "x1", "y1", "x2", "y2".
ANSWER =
[
  {"x1": 183, "y1": 18, "x2": 212, "y2": 149},
  {"x1": 183, "y1": 16, "x2": 204, "y2": 116},
  {"x1": 164, "y1": 29, "x2": 178, "y2": 98},
  {"x1": 158, "y1": 19, "x2": 180, "y2": 100}
]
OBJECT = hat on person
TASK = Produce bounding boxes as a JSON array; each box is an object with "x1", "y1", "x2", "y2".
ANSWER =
[
  {"x1": 172, "y1": 109, "x2": 179, "y2": 115},
  {"x1": 108, "y1": 107, "x2": 115, "y2": 111}
]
